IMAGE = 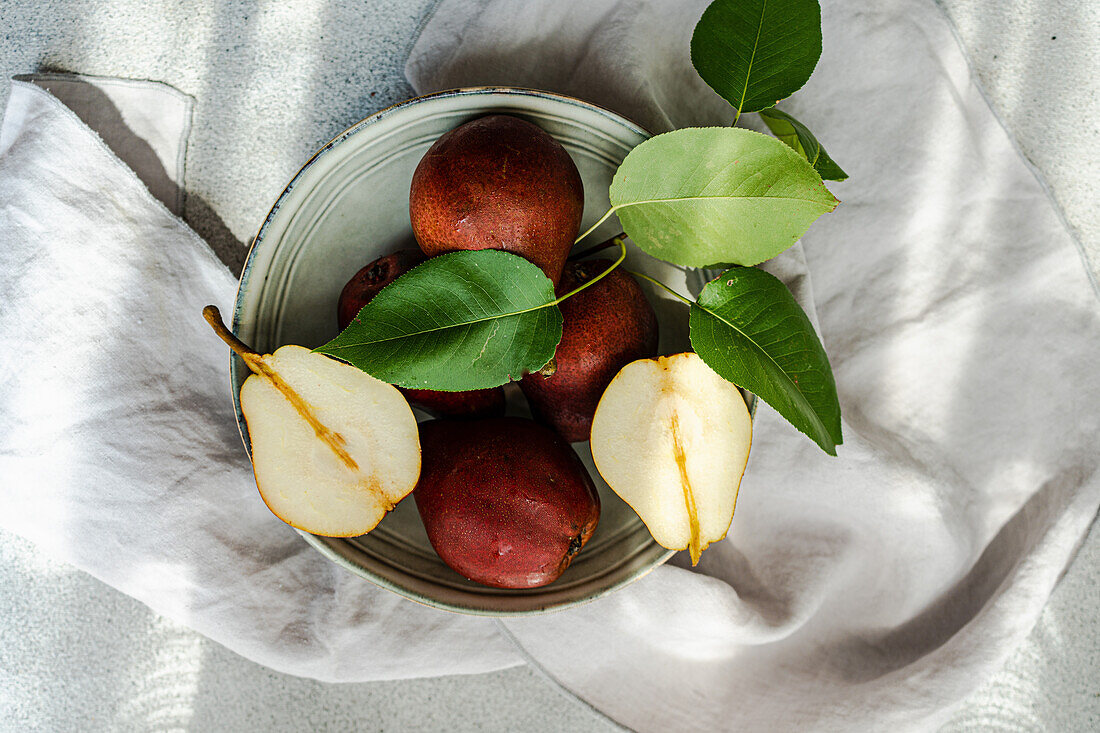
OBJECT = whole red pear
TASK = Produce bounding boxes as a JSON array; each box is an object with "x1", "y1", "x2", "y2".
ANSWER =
[
  {"x1": 337, "y1": 249, "x2": 505, "y2": 419},
  {"x1": 415, "y1": 417, "x2": 600, "y2": 589},
  {"x1": 521, "y1": 259, "x2": 658, "y2": 442},
  {"x1": 337, "y1": 248, "x2": 427, "y2": 330},
  {"x1": 409, "y1": 115, "x2": 584, "y2": 285}
]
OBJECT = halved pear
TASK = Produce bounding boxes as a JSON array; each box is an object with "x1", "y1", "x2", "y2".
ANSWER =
[
  {"x1": 204, "y1": 306, "x2": 420, "y2": 537},
  {"x1": 589, "y1": 352, "x2": 752, "y2": 564}
]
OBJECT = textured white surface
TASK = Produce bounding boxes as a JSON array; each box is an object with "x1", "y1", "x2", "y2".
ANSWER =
[
  {"x1": 936, "y1": 0, "x2": 1100, "y2": 273},
  {"x1": 0, "y1": 0, "x2": 1096, "y2": 730},
  {"x1": 0, "y1": 533, "x2": 609, "y2": 732},
  {"x1": 0, "y1": 0, "x2": 437, "y2": 274},
  {"x1": 935, "y1": 3, "x2": 1100, "y2": 728}
]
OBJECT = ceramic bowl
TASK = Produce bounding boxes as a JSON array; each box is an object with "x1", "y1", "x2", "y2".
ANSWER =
[{"x1": 231, "y1": 87, "x2": 682, "y2": 615}]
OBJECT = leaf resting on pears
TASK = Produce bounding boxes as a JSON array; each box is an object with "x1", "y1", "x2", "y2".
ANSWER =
[
  {"x1": 590, "y1": 353, "x2": 752, "y2": 564},
  {"x1": 689, "y1": 266, "x2": 842, "y2": 455},
  {"x1": 204, "y1": 307, "x2": 420, "y2": 537},
  {"x1": 609, "y1": 128, "x2": 838, "y2": 268},
  {"x1": 316, "y1": 250, "x2": 563, "y2": 391}
]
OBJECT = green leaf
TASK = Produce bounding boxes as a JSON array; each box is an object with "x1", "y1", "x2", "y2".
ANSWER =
[
  {"x1": 759, "y1": 108, "x2": 847, "y2": 181},
  {"x1": 689, "y1": 266, "x2": 841, "y2": 454},
  {"x1": 609, "y1": 127, "x2": 838, "y2": 268},
  {"x1": 315, "y1": 250, "x2": 562, "y2": 391},
  {"x1": 691, "y1": 0, "x2": 822, "y2": 117}
]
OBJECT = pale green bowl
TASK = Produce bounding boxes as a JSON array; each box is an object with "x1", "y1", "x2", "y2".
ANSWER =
[{"x1": 231, "y1": 87, "x2": 679, "y2": 615}]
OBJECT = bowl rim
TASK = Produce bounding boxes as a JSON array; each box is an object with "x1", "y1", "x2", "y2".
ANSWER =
[
  {"x1": 299, "y1": 532, "x2": 674, "y2": 617},
  {"x1": 228, "y1": 86, "x2": 680, "y2": 616}
]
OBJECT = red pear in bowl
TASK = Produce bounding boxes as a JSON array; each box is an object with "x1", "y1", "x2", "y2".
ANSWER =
[
  {"x1": 409, "y1": 114, "x2": 584, "y2": 285},
  {"x1": 337, "y1": 248, "x2": 428, "y2": 330},
  {"x1": 338, "y1": 249, "x2": 506, "y2": 419},
  {"x1": 520, "y1": 259, "x2": 658, "y2": 442},
  {"x1": 415, "y1": 417, "x2": 600, "y2": 589}
]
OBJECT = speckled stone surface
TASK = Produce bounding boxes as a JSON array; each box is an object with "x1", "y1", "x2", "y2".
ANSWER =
[
  {"x1": 0, "y1": 0, "x2": 438, "y2": 276},
  {"x1": 0, "y1": 0, "x2": 1096, "y2": 730},
  {"x1": 935, "y1": 0, "x2": 1100, "y2": 277}
]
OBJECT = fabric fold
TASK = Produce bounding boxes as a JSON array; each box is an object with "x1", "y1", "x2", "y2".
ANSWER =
[
  {"x1": 1, "y1": 0, "x2": 1098, "y2": 727},
  {"x1": 0, "y1": 80, "x2": 521, "y2": 681},
  {"x1": 406, "y1": 0, "x2": 1100, "y2": 730}
]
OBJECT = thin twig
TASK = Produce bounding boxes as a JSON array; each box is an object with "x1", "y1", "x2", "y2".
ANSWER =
[{"x1": 569, "y1": 232, "x2": 628, "y2": 261}]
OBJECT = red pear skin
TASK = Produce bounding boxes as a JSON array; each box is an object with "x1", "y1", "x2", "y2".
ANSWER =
[
  {"x1": 415, "y1": 417, "x2": 600, "y2": 589},
  {"x1": 337, "y1": 248, "x2": 427, "y2": 330},
  {"x1": 520, "y1": 259, "x2": 658, "y2": 442},
  {"x1": 337, "y1": 249, "x2": 505, "y2": 419},
  {"x1": 409, "y1": 115, "x2": 584, "y2": 285},
  {"x1": 400, "y1": 386, "x2": 505, "y2": 420}
]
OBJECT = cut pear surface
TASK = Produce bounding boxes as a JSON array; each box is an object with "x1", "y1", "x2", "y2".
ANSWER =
[
  {"x1": 589, "y1": 352, "x2": 752, "y2": 564},
  {"x1": 204, "y1": 307, "x2": 420, "y2": 537}
]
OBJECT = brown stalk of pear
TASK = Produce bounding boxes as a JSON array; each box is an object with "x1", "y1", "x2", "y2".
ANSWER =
[
  {"x1": 203, "y1": 306, "x2": 357, "y2": 470},
  {"x1": 202, "y1": 306, "x2": 421, "y2": 537}
]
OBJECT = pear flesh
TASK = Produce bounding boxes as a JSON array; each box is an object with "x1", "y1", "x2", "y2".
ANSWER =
[
  {"x1": 205, "y1": 307, "x2": 420, "y2": 537},
  {"x1": 589, "y1": 352, "x2": 752, "y2": 564}
]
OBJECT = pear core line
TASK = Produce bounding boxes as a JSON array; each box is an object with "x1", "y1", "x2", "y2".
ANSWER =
[
  {"x1": 669, "y1": 412, "x2": 702, "y2": 565},
  {"x1": 202, "y1": 306, "x2": 360, "y2": 472}
]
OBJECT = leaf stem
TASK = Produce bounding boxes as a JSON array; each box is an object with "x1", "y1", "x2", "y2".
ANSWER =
[
  {"x1": 322, "y1": 244, "x2": 629, "y2": 351},
  {"x1": 625, "y1": 270, "x2": 694, "y2": 306},
  {"x1": 731, "y1": 0, "x2": 766, "y2": 126},
  {"x1": 572, "y1": 206, "x2": 619, "y2": 246},
  {"x1": 552, "y1": 235, "x2": 628, "y2": 306},
  {"x1": 569, "y1": 232, "x2": 627, "y2": 261}
]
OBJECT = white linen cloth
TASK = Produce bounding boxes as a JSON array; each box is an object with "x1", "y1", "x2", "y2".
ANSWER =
[
  {"x1": 410, "y1": 0, "x2": 1100, "y2": 730},
  {"x1": 14, "y1": 74, "x2": 193, "y2": 216},
  {"x1": 0, "y1": 0, "x2": 1096, "y2": 731},
  {"x1": 0, "y1": 79, "x2": 520, "y2": 681}
]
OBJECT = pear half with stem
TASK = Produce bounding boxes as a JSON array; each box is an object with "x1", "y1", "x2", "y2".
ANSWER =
[
  {"x1": 204, "y1": 306, "x2": 420, "y2": 537},
  {"x1": 589, "y1": 352, "x2": 752, "y2": 564}
]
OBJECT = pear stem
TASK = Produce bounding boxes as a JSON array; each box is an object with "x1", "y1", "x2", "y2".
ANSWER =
[
  {"x1": 552, "y1": 235, "x2": 627, "y2": 307},
  {"x1": 624, "y1": 270, "x2": 694, "y2": 307},
  {"x1": 572, "y1": 206, "x2": 619, "y2": 246},
  {"x1": 203, "y1": 306, "x2": 259, "y2": 362},
  {"x1": 569, "y1": 232, "x2": 627, "y2": 262},
  {"x1": 202, "y1": 305, "x2": 361, "y2": 472}
]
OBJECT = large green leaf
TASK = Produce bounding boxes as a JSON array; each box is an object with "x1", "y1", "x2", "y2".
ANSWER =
[
  {"x1": 609, "y1": 127, "x2": 837, "y2": 268},
  {"x1": 691, "y1": 0, "x2": 822, "y2": 117},
  {"x1": 759, "y1": 107, "x2": 847, "y2": 181},
  {"x1": 689, "y1": 266, "x2": 841, "y2": 454},
  {"x1": 316, "y1": 250, "x2": 562, "y2": 391}
]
